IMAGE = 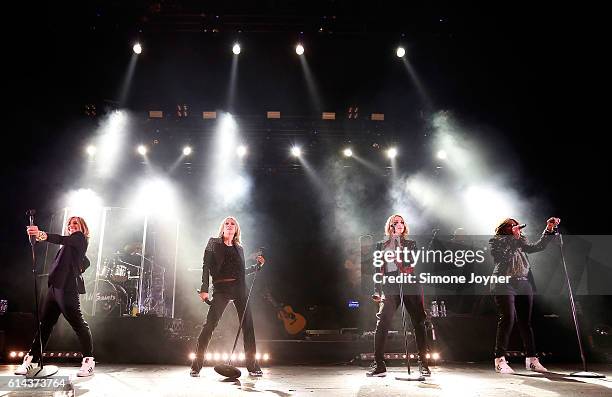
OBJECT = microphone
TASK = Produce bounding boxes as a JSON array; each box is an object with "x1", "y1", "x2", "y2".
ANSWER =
[
  {"x1": 26, "y1": 209, "x2": 36, "y2": 247},
  {"x1": 518, "y1": 224, "x2": 527, "y2": 229},
  {"x1": 196, "y1": 289, "x2": 212, "y2": 305},
  {"x1": 256, "y1": 247, "x2": 265, "y2": 270}
]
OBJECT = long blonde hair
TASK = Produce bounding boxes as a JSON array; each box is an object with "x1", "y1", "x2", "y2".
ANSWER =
[
  {"x1": 384, "y1": 214, "x2": 409, "y2": 238},
  {"x1": 66, "y1": 216, "x2": 90, "y2": 239},
  {"x1": 217, "y1": 216, "x2": 242, "y2": 246}
]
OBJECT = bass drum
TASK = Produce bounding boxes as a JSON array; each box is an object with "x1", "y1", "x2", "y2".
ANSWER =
[{"x1": 82, "y1": 279, "x2": 128, "y2": 317}]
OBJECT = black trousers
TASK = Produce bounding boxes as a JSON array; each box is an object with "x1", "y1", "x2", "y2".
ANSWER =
[
  {"x1": 29, "y1": 286, "x2": 93, "y2": 359},
  {"x1": 493, "y1": 279, "x2": 536, "y2": 358},
  {"x1": 195, "y1": 282, "x2": 257, "y2": 363},
  {"x1": 374, "y1": 292, "x2": 428, "y2": 364}
]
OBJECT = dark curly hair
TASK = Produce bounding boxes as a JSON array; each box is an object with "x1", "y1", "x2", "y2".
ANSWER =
[{"x1": 495, "y1": 218, "x2": 519, "y2": 236}]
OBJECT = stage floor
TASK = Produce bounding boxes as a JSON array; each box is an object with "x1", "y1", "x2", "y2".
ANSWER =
[{"x1": 1, "y1": 363, "x2": 611, "y2": 396}]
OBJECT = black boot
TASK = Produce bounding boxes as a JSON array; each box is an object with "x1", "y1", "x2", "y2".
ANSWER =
[
  {"x1": 247, "y1": 360, "x2": 263, "y2": 377},
  {"x1": 366, "y1": 361, "x2": 387, "y2": 377},
  {"x1": 190, "y1": 356, "x2": 203, "y2": 377}
]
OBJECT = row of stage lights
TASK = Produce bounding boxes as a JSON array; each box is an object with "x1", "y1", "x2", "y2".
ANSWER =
[
  {"x1": 8, "y1": 351, "x2": 82, "y2": 360},
  {"x1": 86, "y1": 143, "x2": 448, "y2": 161},
  {"x1": 188, "y1": 352, "x2": 270, "y2": 362},
  {"x1": 8, "y1": 350, "x2": 270, "y2": 362},
  {"x1": 358, "y1": 352, "x2": 441, "y2": 361},
  {"x1": 132, "y1": 42, "x2": 409, "y2": 58}
]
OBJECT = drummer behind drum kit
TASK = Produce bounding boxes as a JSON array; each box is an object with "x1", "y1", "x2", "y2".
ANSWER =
[{"x1": 82, "y1": 243, "x2": 166, "y2": 317}]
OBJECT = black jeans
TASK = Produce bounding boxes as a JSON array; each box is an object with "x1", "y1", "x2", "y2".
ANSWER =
[
  {"x1": 493, "y1": 278, "x2": 536, "y2": 358},
  {"x1": 195, "y1": 282, "x2": 257, "y2": 363},
  {"x1": 29, "y1": 286, "x2": 93, "y2": 359},
  {"x1": 374, "y1": 292, "x2": 428, "y2": 364}
]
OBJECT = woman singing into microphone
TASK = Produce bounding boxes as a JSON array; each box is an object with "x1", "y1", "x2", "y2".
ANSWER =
[
  {"x1": 489, "y1": 217, "x2": 560, "y2": 374},
  {"x1": 367, "y1": 214, "x2": 430, "y2": 377},
  {"x1": 190, "y1": 216, "x2": 265, "y2": 377}
]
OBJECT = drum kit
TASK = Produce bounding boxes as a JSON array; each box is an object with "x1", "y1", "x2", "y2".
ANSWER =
[{"x1": 82, "y1": 243, "x2": 166, "y2": 317}]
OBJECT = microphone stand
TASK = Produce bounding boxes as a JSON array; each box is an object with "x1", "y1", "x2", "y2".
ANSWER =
[
  {"x1": 25, "y1": 209, "x2": 58, "y2": 378},
  {"x1": 558, "y1": 232, "x2": 604, "y2": 378},
  {"x1": 396, "y1": 280, "x2": 425, "y2": 381},
  {"x1": 393, "y1": 233, "x2": 424, "y2": 381}
]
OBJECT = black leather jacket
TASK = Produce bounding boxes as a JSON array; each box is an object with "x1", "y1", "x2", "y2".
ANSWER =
[
  {"x1": 374, "y1": 237, "x2": 418, "y2": 296},
  {"x1": 199, "y1": 237, "x2": 259, "y2": 293},
  {"x1": 488, "y1": 228, "x2": 557, "y2": 292}
]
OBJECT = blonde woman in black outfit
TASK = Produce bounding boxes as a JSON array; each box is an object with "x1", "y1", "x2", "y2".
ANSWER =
[{"x1": 190, "y1": 216, "x2": 265, "y2": 377}]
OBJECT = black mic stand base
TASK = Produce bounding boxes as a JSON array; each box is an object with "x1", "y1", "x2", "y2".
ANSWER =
[
  {"x1": 568, "y1": 371, "x2": 605, "y2": 378},
  {"x1": 395, "y1": 373, "x2": 425, "y2": 381}
]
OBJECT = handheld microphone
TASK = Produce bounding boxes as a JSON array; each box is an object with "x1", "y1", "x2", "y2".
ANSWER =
[
  {"x1": 256, "y1": 247, "x2": 265, "y2": 270},
  {"x1": 196, "y1": 289, "x2": 212, "y2": 305},
  {"x1": 518, "y1": 224, "x2": 527, "y2": 229},
  {"x1": 26, "y1": 209, "x2": 36, "y2": 246}
]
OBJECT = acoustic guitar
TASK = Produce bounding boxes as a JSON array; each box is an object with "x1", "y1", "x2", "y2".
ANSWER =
[{"x1": 262, "y1": 291, "x2": 306, "y2": 335}]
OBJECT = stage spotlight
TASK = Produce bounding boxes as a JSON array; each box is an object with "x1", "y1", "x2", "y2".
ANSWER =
[
  {"x1": 410, "y1": 354, "x2": 415, "y2": 359},
  {"x1": 437, "y1": 150, "x2": 447, "y2": 160},
  {"x1": 188, "y1": 352, "x2": 196, "y2": 360},
  {"x1": 237, "y1": 145, "x2": 247, "y2": 157},
  {"x1": 238, "y1": 353, "x2": 245, "y2": 361},
  {"x1": 387, "y1": 147, "x2": 398, "y2": 159},
  {"x1": 343, "y1": 148, "x2": 353, "y2": 157},
  {"x1": 9, "y1": 351, "x2": 17, "y2": 358},
  {"x1": 205, "y1": 353, "x2": 212, "y2": 361},
  {"x1": 295, "y1": 44, "x2": 305, "y2": 55},
  {"x1": 86, "y1": 145, "x2": 96, "y2": 156},
  {"x1": 255, "y1": 353, "x2": 261, "y2": 360},
  {"x1": 183, "y1": 146, "x2": 192, "y2": 156},
  {"x1": 222, "y1": 353, "x2": 229, "y2": 361},
  {"x1": 137, "y1": 145, "x2": 147, "y2": 156},
  {"x1": 426, "y1": 353, "x2": 431, "y2": 359},
  {"x1": 232, "y1": 43, "x2": 241, "y2": 55},
  {"x1": 263, "y1": 353, "x2": 270, "y2": 361},
  {"x1": 291, "y1": 146, "x2": 302, "y2": 157},
  {"x1": 18, "y1": 352, "x2": 24, "y2": 358},
  {"x1": 396, "y1": 46, "x2": 406, "y2": 58},
  {"x1": 432, "y1": 352, "x2": 440, "y2": 360},
  {"x1": 213, "y1": 352, "x2": 220, "y2": 361},
  {"x1": 133, "y1": 43, "x2": 142, "y2": 54}
]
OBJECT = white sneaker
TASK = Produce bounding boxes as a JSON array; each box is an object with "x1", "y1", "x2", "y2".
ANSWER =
[
  {"x1": 495, "y1": 356, "x2": 514, "y2": 374},
  {"x1": 77, "y1": 357, "x2": 95, "y2": 377},
  {"x1": 526, "y1": 357, "x2": 548, "y2": 372},
  {"x1": 14, "y1": 354, "x2": 35, "y2": 375}
]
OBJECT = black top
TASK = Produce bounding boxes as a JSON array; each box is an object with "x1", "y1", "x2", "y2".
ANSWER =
[{"x1": 218, "y1": 244, "x2": 242, "y2": 280}]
